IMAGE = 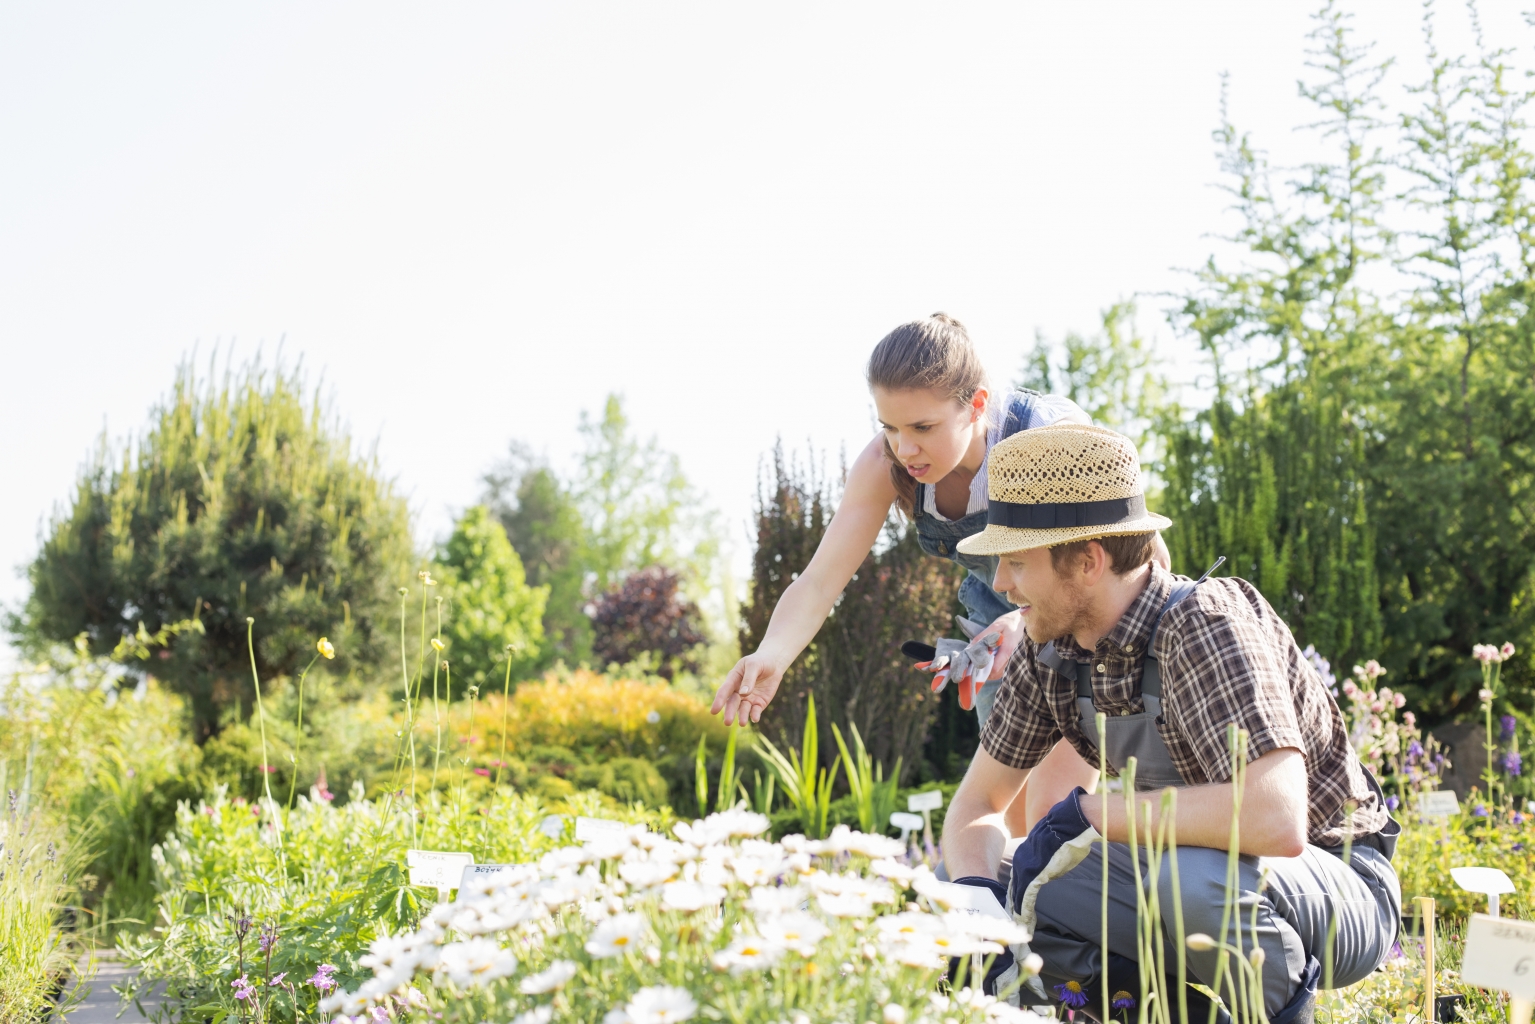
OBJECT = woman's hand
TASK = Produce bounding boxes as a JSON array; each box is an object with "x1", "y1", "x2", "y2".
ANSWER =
[
  {"x1": 980, "y1": 608, "x2": 1027, "y2": 681},
  {"x1": 711, "y1": 651, "x2": 786, "y2": 726}
]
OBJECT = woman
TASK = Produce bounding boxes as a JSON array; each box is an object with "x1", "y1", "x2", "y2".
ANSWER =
[{"x1": 712, "y1": 313, "x2": 1165, "y2": 827}]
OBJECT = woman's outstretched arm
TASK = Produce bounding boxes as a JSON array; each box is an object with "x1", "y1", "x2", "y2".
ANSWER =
[{"x1": 711, "y1": 433, "x2": 897, "y2": 725}]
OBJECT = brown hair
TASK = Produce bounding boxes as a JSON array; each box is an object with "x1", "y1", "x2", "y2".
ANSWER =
[
  {"x1": 866, "y1": 312, "x2": 989, "y2": 516},
  {"x1": 1049, "y1": 532, "x2": 1159, "y2": 577}
]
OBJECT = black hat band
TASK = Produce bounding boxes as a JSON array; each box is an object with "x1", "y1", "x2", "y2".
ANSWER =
[{"x1": 986, "y1": 493, "x2": 1147, "y2": 530}]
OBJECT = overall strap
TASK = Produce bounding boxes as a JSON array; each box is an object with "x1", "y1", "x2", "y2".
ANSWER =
[
  {"x1": 999, "y1": 388, "x2": 1040, "y2": 441},
  {"x1": 1042, "y1": 557, "x2": 1226, "y2": 701}
]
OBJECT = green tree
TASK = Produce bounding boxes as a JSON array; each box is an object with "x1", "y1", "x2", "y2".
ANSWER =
[
  {"x1": 1017, "y1": 301, "x2": 1169, "y2": 456},
  {"x1": 11, "y1": 357, "x2": 414, "y2": 740},
  {"x1": 1159, "y1": 5, "x2": 1389, "y2": 670},
  {"x1": 484, "y1": 448, "x2": 592, "y2": 667},
  {"x1": 435, "y1": 506, "x2": 548, "y2": 692}
]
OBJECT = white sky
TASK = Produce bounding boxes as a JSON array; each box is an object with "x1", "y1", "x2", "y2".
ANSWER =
[{"x1": 0, "y1": 2, "x2": 1522, "y2": 643}]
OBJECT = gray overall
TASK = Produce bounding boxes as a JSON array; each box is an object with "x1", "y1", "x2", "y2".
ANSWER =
[
  {"x1": 913, "y1": 390, "x2": 1038, "y2": 727},
  {"x1": 1029, "y1": 581, "x2": 1403, "y2": 1016}
]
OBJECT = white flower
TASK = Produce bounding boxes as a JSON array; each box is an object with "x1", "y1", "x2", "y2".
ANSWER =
[
  {"x1": 585, "y1": 912, "x2": 648, "y2": 958},
  {"x1": 876, "y1": 911, "x2": 940, "y2": 940},
  {"x1": 512, "y1": 1008, "x2": 555, "y2": 1024},
  {"x1": 661, "y1": 880, "x2": 727, "y2": 913},
  {"x1": 745, "y1": 885, "x2": 808, "y2": 916},
  {"x1": 883, "y1": 1005, "x2": 908, "y2": 1024},
  {"x1": 888, "y1": 936, "x2": 947, "y2": 968},
  {"x1": 434, "y1": 938, "x2": 518, "y2": 987},
  {"x1": 755, "y1": 912, "x2": 828, "y2": 956},
  {"x1": 519, "y1": 959, "x2": 578, "y2": 994},
  {"x1": 619, "y1": 860, "x2": 679, "y2": 889},
  {"x1": 823, "y1": 824, "x2": 905, "y2": 859},
  {"x1": 779, "y1": 834, "x2": 825, "y2": 855},
  {"x1": 625, "y1": 985, "x2": 699, "y2": 1024},
  {"x1": 604, "y1": 1011, "x2": 634, "y2": 1024},
  {"x1": 817, "y1": 892, "x2": 878, "y2": 918},
  {"x1": 708, "y1": 808, "x2": 771, "y2": 837},
  {"x1": 647, "y1": 710, "x2": 662, "y2": 724},
  {"x1": 868, "y1": 858, "x2": 917, "y2": 883},
  {"x1": 731, "y1": 855, "x2": 787, "y2": 887},
  {"x1": 711, "y1": 934, "x2": 785, "y2": 974}
]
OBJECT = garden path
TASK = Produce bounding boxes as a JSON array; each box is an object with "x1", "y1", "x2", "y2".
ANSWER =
[{"x1": 61, "y1": 955, "x2": 161, "y2": 1024}]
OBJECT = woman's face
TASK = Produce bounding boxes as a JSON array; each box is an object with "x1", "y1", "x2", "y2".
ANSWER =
[{"x1": 872, "y1": 386, "x2": 986, "y2": 483}]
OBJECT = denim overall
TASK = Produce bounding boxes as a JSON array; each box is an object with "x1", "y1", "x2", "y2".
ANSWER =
[{"x1": 912, "y1": 390, "x2": 1038, "y2": 727}]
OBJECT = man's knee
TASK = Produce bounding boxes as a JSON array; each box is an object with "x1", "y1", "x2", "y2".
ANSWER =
[{"x1": 1152, "y1": 846, "x2": 1239, "y2": 938}]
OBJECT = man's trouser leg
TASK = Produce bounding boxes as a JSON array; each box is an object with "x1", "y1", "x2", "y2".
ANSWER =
[{"x1": 1029, "y1": 841, "x2": 1400, "y2": 1017}]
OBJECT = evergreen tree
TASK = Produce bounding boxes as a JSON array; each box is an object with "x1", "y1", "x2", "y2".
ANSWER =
[
  {"x1": 12, "y1": 357, "x2": 415, "y2": 739},
  {"x1": 435, "y1": 505, "x2": 548, "y2": 692}
]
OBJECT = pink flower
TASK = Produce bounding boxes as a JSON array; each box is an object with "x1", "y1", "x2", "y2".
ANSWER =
[
  {"x1": 1343, "y1": 680, "x2": 1358, "y2": 697},
  {"x1": 1481, "y1": 688, "x2": 1496, "y2": 704},
  {"x1": 1504, "y1": 643, "x2": 1518, "y2": 660},
  {"x1": 1475, "y1": 645, "x2": 1499, "y2": 664},
  {"x1": 1395, "y1": 692, "x2": 1407, "y2": 709},
  {"x1": 473, "y1": 768, "x2": 490, "y2": 777},
  {"x1": 1404, "y1": 711, "x2": 1416, "y2": 726}
]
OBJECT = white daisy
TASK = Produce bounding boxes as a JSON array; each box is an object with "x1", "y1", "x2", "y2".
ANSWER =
[
  {"x1": 519, "y1": 959, "x2": 578, "y2": 994},
  {"x1": 661, "y1": 880, "x2": 727, "y2": 913},
  {"x1": 434, "y1": 937, "x2": 518, "y2": 987},
  {"x1": 745, "y1": 885, "x2": 808, "y2": 916},
  {"x1": 754, "y1": 912, "x2": 828, "y2": 956},
  {"x1": 585, "y1": 912, "x2": 648, "y2": 958},
  {"x1": 625, "y1": 985, "x2": 699, "y2": 1024},
  {"x1": 512, "y1": 1008, "x2": 555, "y2": 1024},
  {"x1": 710, "y1": 935, "x2": 785, "y2": 974}
]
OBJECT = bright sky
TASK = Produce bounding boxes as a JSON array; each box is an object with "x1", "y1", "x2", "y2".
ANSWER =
[{"x1": 0, "y1": 3, "x2": 1520, "y2": 640}]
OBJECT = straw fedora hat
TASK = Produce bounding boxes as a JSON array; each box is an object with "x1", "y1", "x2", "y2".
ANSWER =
[{"x1": 955, "y1": 422, "x2": 1172, "y2": 557}]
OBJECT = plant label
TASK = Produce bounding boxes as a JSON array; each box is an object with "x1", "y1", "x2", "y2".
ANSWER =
[
  {"x1": 1461, "y1": 913, "x2": 1535, "y2": 1000},
  {"x1": 457, "y1": 863, "x2": 520, "y2": 900},
  {"x1": 908, "y1": 791, "x2": 944, "y2": 813},
  {"x1": 575, "y1": 816, "x2": 626, "y2": 842},
  {"x1": 927, "y1": 879, "x2": 1012, "y2": 924},
  {"x1": 890, "y1": 811, "x2": 924, "y2": 836},
  {"x1": 1418, "y1": 790, "x2": 1460, "y2": 818},
  {"x1": 406, "y1": 850, "x2": 474, "y2": 890}
]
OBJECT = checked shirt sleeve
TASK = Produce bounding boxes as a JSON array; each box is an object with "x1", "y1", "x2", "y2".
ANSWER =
[{"x1": 1157, "y1": 580, "x2": 1308, "y2": 784}]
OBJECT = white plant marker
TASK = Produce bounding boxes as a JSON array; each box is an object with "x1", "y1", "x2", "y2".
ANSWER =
[
  {"x1": 1451, "y1": 866, "x2": 1516, "y2": 918},
  {"x1": 406, "y1": 849, "x2": 474, "y2": 903},
  {"x1": 1461, "y1": 913, "x2": 1535, "y2": 1024},
  {"x1": 890, "y1": 811, "x2": 924, "y2": 845},
  {"x1": 908, "y1": 790, "x2": 944, "y2": 853},
  {"x1": 1419, "y1": 790, "x2": 1461, "y2": 818}
]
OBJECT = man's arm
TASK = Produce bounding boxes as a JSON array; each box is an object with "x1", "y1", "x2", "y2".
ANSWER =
[
  {"x1": 1079, "y1": 747, "x2": 1309, "y2": 858},
  {"x1": 942, "y1": 747, "x2": 1031, "y2": 880}
]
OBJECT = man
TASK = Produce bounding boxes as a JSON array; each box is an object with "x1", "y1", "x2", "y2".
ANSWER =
[{"x1": 941, "y1": 423, "x2": 1400, "y2": 1023}]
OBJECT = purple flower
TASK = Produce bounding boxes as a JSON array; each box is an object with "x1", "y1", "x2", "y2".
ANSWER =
[
  {"x1": 1507, "y1": 752, "x2": 1525, "y2": 777},
  {"x1": 1514, "y1": 812, "x2": 1526, "y2": 825},
  {"x1": 1055, "y1": 981, "x2": 1091, "y2": 1008},
  {"x1": 308, "y1": 964, "x2": 338, "y2": 992},
  {"x1": 258, "y1": 922, "x2": 278, "y2": 954},
  {"x1": 1386, "y1": 795, "x2": 1400, "y2": 811},
  {"x1": 232, "y1": 975, "x2": 256, "y2": 1003},
  {"x1": 1475, "y1": 804, "x2": 1489, "y2": 817},
  {"x1": 1515, "y1": 843, "x2": 1526, "y2": 852},
  {"x1": 1407, "y1": 741, "x2": 1424, "y2": 760},
  {"x1": 269, "y1": 972, "x2": 286, "y2": 987},
  {"x1": 1504, "y1": 716, "x2": 1519, "y2": 739},
  {"x1": 1112, "y1": 990, "x2": 1137, "y2": 1011}
]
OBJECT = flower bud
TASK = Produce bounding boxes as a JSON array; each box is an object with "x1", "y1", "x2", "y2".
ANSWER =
[
  {"x1": 1186, "y1": 934, "x2": 1217, "y2": 951},
  {"x1": 883, "y1": 1006, "x2": 908, "y2": 1024}
]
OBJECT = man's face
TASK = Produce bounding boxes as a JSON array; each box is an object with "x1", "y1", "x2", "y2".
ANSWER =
[{"x1": 993, "y1": 545, "x2": 1090, "y2": 644}]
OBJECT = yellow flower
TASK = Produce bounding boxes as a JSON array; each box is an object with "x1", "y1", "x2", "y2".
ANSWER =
[
  {"x1": 316, "y1": 637, "x2": 335, "y2": 660},
  {"x1": 431, "y1": 638, "x2": 446, "y2": 652}
]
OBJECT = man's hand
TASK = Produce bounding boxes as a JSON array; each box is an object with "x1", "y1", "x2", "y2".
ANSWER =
[
  {"x1": 710, "y1": 652, "x2": 784, "y2": 726},
  {"x1": 979, "y1": 609, "x2": 1027, "y2": 681}
]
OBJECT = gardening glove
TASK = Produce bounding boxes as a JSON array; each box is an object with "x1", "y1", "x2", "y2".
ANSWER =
[{"x1": 902, "y1": 631, "x2": 1002, "y2": 711}]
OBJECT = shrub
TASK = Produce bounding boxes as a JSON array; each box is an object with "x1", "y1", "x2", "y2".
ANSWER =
[
  {"x1": 743, "y1": 445, "x2": 963, "y2": 784},
  {"x1": 435, "y1": 505, "x2": 547, "y2": 691},
  {"x1": 0, "y1": 802, "x2": 87, "y2": 1022},
  {"x1": 12, "y1": 357, "x2": 415, "y2": 740},
  {"x1": 590, "y1": 565, "x2": 706, "y2": 679}
]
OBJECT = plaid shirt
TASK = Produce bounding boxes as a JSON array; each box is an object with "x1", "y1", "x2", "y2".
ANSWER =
[{"x1": 979, "y1": 564, "x2": 1387, "y2": 845}]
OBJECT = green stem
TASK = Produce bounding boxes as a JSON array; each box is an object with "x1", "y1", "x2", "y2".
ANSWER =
[
  {"x1": 493, "y1": 644, "x2": 517, "y2": 790},
  {"x1": 245, "y1": 619, "x2": 275, "y2": 809},
  {"x1": 286, "y1": 653, "x2": 321, "y2": 809}
]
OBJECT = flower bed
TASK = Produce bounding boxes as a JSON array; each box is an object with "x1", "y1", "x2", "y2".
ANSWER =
[{"x1": 317, "y1": 811, "x2": 1040, "y2": 1024}]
